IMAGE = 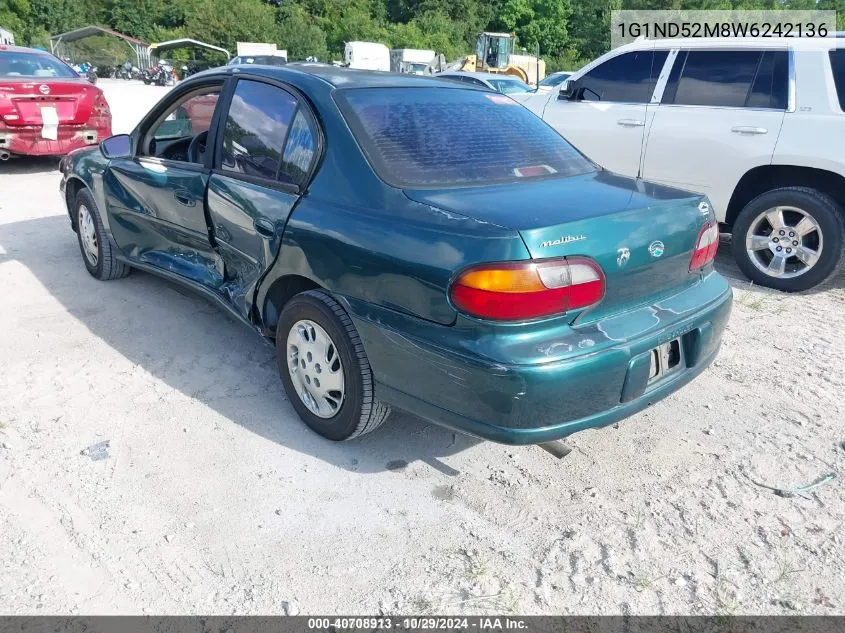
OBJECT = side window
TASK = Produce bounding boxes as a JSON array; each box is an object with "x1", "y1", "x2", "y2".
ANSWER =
[
  {"x1": 829, "y1": 49, "x2": 845, "y2": 112},
  {"x1": 279, "y1": 109, "x2": 317, "y2": 186},
  {"x1": 141, "y1": 87, "x2": 221, "y2": 162},
  {"x1": 665, "y1": 50, "x2": 787, "y2": 109},
  {"x1": 578, "y1": 50, "x2": 668, "y2": 103},
  {"x1": 221, "y1": 80, "x2": 297, "y2": 180}
]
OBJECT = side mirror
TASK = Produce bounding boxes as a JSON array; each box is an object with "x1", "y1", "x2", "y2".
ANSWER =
[
  {"x1": 100, "y1": 134, "x2": 132, "y2": 159},
  {"x1": 558, "y1": 79, "x2": 577, "y2": 100}
]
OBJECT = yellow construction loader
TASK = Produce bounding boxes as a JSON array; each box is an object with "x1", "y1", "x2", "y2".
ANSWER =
[{"x1": 443, "y1": 32, "x2": 545, "y2": 85}]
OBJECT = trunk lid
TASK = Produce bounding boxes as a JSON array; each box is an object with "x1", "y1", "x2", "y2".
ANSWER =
[
  {"x1": 0, "y1": 79, "x2": 100, "y2": 126},
  {"x1": 405, "y1": 171, "x2": 713, "y2": 321}
]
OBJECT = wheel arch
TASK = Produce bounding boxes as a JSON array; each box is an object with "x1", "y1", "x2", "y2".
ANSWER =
[
  {"x1": 725, "y1": 165, "x2": 845, "y2": 229},
  {"x1": 260, "y1": 274, "x2": 324, "y2": 336},
  {"x1": 64, "y1": 176, "x2": 92, "y2": 231}
]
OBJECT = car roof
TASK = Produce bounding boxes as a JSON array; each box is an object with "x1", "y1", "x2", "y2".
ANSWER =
[
  {"x1": 195, "y1": 64, "x2": 467, "y2": 89},
  {"x1": 617, "y1": 36, "x2": 845, "y2": 52},
  {"x1": 437, "y1": 71, "x2": 526, "y2": 82},
  {"x1": 0, "y1": 44, "x2": 53, "y2": 55}
]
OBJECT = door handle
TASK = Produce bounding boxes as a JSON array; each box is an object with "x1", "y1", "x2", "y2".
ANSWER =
[
  {"x1": 731, "y1": 126, "x2": 767, "y2": 135},
  {"x1": 254, "y1": 218, "x2": 275, "y2": 238},
  {"x1": 617, "y1": 118, "x2": 645, "y2": 127},
  {"x1": 173, "y1": 189, "x2": 196, "y2": 206}
]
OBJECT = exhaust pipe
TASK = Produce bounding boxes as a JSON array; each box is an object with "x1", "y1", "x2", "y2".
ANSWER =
[
  {"x1": 0, "y1": 150, "x2": 10, "y2": 161},
  {"x1": 538, "y1": 440, "x2": 573, "y2": 459}
]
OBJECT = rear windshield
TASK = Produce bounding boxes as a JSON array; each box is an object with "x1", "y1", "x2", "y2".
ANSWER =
[
  {"x1": 540, "y1": 73, "x2": 570, "y2": 87},
  {"x1": 230, "y1": 55, "x2": 287, "y2": 66},
  {"x1": 336, "y1": 87, "x2": 595, "y2": 188},
  {"x1": 0, "y1": 52, "x2": 77, "y2": 78},
  {"x1": 488, "y1": 79, "x2": 532, "y2": 94}
]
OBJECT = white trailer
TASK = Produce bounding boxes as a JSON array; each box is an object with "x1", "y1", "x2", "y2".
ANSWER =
[
  {"x1": 236, "y1": 42, "x2": 287, "y2": 59},
  {"x1": 389, "y1": 48, "x2": 435, "y2": 74},
  {"x1": 0, "y1": 26, "x2": 14, "y2": 46},
  {"x1": 344, "y1": 42, "x2": 390, "y2": 71}
]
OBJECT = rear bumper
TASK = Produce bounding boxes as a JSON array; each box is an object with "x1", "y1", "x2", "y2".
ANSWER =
[
  {"x1": 0, "y1": 122, "x2": 109, "y2": 157},
  {"x1": 346, "y1": 272, "x2": 732, "y2": 445}
]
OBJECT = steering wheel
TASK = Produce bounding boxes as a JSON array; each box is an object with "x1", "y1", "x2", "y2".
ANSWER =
[{"x1": 187, "y1": 130, "x2": 209, "y2": 164}]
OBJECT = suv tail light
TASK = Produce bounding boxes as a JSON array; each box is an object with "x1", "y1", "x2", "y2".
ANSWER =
[
  {"x1": 689, "y1": 221, "x2": 719, "y2": 271},
  {"x1": 450, "y1": 257, "x2": 605, "y2": 321}
]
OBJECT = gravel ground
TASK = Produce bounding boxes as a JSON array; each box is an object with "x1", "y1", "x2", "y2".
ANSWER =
[{"x1": 0, "y1": 80, "x2": 844, "y2": 616}]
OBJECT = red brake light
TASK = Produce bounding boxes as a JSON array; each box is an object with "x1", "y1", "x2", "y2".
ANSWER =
[
  {"x1": 92, "y1": 92, "x2": 111, "y2": 117},
  {"x1": 690, "y1": 221, "x2": 719, "y2": 271},
  {"x1": 450, "y1": 257, "x2": 605, "y2": 321}
]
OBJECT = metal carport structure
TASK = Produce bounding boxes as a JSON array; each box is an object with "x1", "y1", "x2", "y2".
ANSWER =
[
  {"x1": 50, "y1": 25, "x2": 151, "y2": 69},
  {"x1": 148, "y1": 38, "x2": 231, "y2": 64}
]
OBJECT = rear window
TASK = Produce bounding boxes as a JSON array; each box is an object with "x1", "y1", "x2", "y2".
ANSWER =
[
  {"x1": 830, "y1": 49, "x2": 845, "y2": 111},
  {"x1": 664, "y1": 50, "x2": 788, "y2": 109},
  {"x1": 0, "y1": 51, "x2": 77, "y2": 78},
  {"x1": 488, "y1": 79, "x2": 532, "y2": 94},
  {"x1": 336, "y1": 87, "x2": 595, "y2": 188},
  {"x1": 230, "y1": 55, "x2": 287, "y2": 66}
]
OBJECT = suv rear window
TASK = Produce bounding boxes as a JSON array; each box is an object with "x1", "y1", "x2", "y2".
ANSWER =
[
  {"x1": 830, "y1": 49, "x2": 845, "y2": 111},
  {"x1": 664, "y1": 50, "x2": 788, "y2": 109},
  {"x1": 336, "y1": 87, "x2": 595, "y2": 188}
]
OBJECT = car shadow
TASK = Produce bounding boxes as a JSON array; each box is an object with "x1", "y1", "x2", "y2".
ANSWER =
[
  {"x1": 715, "y1": 236, "x2": 845, "y2": 293},
  {"x1": 0, "y1": 214, "x2": 480, "y2": 475},
  {"x1": 0, "y1": 156, "x2": 61, "y2": 175}
]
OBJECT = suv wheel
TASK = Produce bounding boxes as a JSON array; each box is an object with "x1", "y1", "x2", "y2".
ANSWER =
[
  {"x1": 731, "y1": 187, "x2": 844, "y2": 292},
  {"x1": 276, "y1": 290, "x2": 391, "y2": 441}
]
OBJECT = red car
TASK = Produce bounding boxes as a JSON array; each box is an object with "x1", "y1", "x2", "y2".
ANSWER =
[{"x1": 0, "y1": 45, "x2": 112, "y2": 159}]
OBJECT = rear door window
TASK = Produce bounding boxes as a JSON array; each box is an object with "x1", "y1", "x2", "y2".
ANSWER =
[
  {"x1": 220, "y1": 79, "x2": 318, "y2": 186},
  {"x1": 221, "y1": 80, "x2": 297, "y2": 180},
  {"x1": 279, "y1": 109, "x2": 318, "y2": 186},
  {"x1": 577, "y1": 50, "x2": 668, "y2": 103},
  {"x1": 664, "y1": 50, "x2": 788, "y2": 109},
  {"x1": 829, "y1": 49, "x2": 845, "y2": 111},
  {"x1": 336, "y1": 87, "x2": 595, "y2": 188}
]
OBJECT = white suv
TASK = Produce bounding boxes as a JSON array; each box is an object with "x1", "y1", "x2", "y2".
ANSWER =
[{"x1": 524, "y1": 37, "x2": 845, "y2": 291}]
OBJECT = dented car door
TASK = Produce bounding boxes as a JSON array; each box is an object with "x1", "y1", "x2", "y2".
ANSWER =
[
  {"x1": 104, "y1": 83, "x2": 226, "y2": 291},
  {"x1": 206, "y1": 77, "x2": 319, "y2": 318}
]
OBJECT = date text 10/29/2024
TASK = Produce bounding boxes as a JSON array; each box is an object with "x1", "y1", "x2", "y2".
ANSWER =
[{"x1": 307, "y1": 617, "x2": 528, "y2": 630}]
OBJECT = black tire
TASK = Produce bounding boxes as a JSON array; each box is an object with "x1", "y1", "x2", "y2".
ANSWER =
[
  {"x1": 731, "y1": 187, "x2": 844, "y2": 292},
  {"x1": 74, "y1": 189, "x2": 131, "y2": 281},
  {"x1": 276, "y1": 290, "x2": 390, "y2": 441}
]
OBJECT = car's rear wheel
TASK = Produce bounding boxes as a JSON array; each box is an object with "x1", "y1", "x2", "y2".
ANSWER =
[
  {"x1": 276, "y1": 290, "x2": 391, "y2": 441},
  {"x1": 731, "y1": 187, "x2": 843, "y2": 292},
  {"x1": 74, "y1": 189, "x2": 131, "y2": 281}
]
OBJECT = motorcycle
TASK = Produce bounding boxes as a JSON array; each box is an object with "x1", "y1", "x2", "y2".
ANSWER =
[{"x1": 143, "y1": 63, "x2": 175, "y2": 86}]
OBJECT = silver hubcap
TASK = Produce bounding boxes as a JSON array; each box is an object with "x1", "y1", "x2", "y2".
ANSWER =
[
  {"x1": 286, "y1": 319, "x2": 344, "y2": 419},
  {"x1": 78, "y1": 204, "x2": 99, "y2": 265},
  {"x1": 745, "y1": 206, "x2": 822, "y2": 279}
]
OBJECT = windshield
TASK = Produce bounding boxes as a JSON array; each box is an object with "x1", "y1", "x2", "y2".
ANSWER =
[
  {"x1": 337, "y1": 87, "x2": 595, "y2": 188},
  {"x1": 0, "y1": 51, "x2": 78, "y2": 78},
  {"x1": 488, "y1": 78, "x2": 532, "y2": 94},
  {"x1": 406, "y1": 63, "x2": 428, "y2": 74},
  {"x1": 540, "y1": 73, "x2": 571, "y2": 87}
]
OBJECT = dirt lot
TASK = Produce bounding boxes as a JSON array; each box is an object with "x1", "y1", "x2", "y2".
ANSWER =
[{"x1": 1, "y1": 79, "x2": 844, "y2": 616}]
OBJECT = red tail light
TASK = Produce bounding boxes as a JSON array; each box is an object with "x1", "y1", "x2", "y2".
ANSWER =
[
  {"x1": 92, "y1": 92, "x2": 111, "y2": 118},
  {"x1": 450, "y1": 257, "x2": 605, "y2": 321},
  {"x1": 689, "y1": 221, "x2": 719, "y2": 271}
]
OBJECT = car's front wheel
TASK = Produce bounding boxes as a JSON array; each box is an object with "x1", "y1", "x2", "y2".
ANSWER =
[
  {"x1": 74, "y1": 189, "x2": 131, "y2": 281},
  {"x1": 731, "y1": 187, "x2": 844, "y2": 292},
  {"x1": 276, "y1": 290, "x2": 391, "y2": 441}
]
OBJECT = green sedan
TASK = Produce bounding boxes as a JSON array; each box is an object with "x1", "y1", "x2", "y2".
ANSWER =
[{"x1": 59, "y1": 64, "x2": 732, "y2": 447}]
